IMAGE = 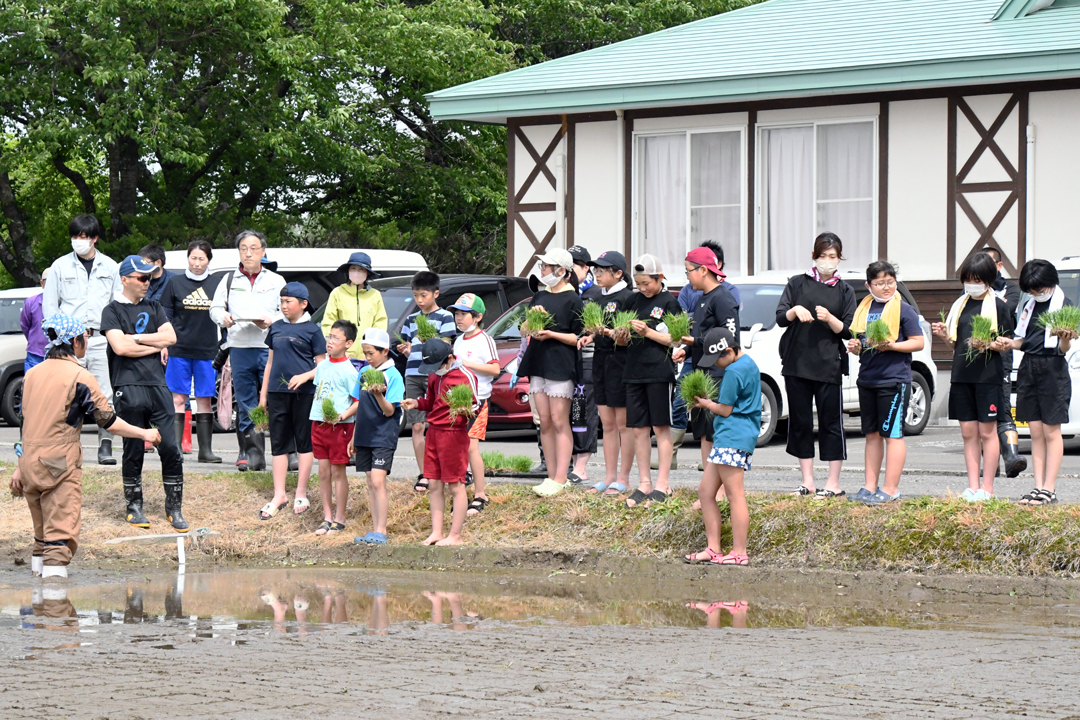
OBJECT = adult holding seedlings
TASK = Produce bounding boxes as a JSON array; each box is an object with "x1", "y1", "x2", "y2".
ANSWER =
[
  {"x1": 931, "y1": 253, "x2": 1015, "y2": 502},
  {"x1": 321, "y1": 251, "x2": 387, "y2": 363},
  {"x1": 846, "y1": 261, "x2": 924, "y2": 504},
  {"x1": 518, "y1": 249, "x2": 584, "y2": 497},
  {"x1": 42, "y1": 214, "x2": 122, "y2": 465},
  {"x1": 209, "y1": 230, "x2": 286, "y2": 471},
  {"x1": 257, "y1": 282, "x2": 326, "y2": 520},
  {"x1": 622, "y1": 254, "x2": 682, "y2": 507},
  {"x1": 569, "y1": 246, "x2": 602, "y2": 483},
  {"x1": 397, "y1": 272, "x2": 456, "y2": 493},
  {"x1": 160, "y1": 240, "x2": 225, "y2": 463},
  {"x1": 583, "y1": 251, "x2": 636, "y2": 495},
  {"x1": 310, "y1": 320, "x2": 360, "y2": 536},
  {"x1": 11, "y1": 314, "x2": 162, "y2": 579},
  {"x1": 774, "y1": 232, "x2": 857, "y2": 499},
  {"x1": 1003, "y1": 260, "x2": 1076, "y2": 505},
  {"x1": 100, "y1": 256, "x2": 186, "y2": 530}
]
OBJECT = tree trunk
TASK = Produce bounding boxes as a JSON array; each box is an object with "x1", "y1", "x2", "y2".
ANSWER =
[
  {"x1": 108, "y1": 135, "x2": 141, "y2": 239},
  {"x1": 0, "y1": 169, "x2": 41, "y2": 286}
]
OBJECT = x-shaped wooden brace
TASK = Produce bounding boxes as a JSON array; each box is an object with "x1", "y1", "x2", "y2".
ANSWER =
[{"x1": 514, "y1": 125, "x2": 565, "y2": 275}]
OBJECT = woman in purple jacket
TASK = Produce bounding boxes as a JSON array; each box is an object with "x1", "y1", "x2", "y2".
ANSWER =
[{"x1": 20, "y1": 269, "x2": 50, "y2": 372}]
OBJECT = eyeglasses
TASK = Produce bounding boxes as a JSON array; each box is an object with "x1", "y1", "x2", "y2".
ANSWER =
[
  {"x1": 870, "y1": 280, "x2": 897, "y2": 289},
  {"x1": 238, "y1": 246, "x2": 263, "y2": 256},
  {"x1": 540, "y1": 263, "x2": 559, "y2": 272},
  {"x1": 685, "y1": 264, "x2": 704, "y2": 274},
  {"x1": 131, "y1": 274, "x2": 152, "y2": 283}
]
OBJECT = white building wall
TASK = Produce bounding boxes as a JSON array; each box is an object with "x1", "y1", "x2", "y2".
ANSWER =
[
  {"x1": 1029, "y1": 90, "x2": 1080, "y2": 264},
  {"x1": 887, "y1": 99, "x2": 949, "y2": 281},
  {"x1": 572, "y1": 120, "x2": 621, "y2": 254}
]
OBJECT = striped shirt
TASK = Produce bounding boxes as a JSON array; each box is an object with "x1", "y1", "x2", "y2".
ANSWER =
[
  {"x1": 401, "y1": 307, "x2": 457, "y2": 376},
  {"x1": 453, "y1": 329, "x2": 500, "y2": 400}
]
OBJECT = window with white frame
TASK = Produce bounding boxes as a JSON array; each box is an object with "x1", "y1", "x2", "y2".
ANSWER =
[
  {"x1": 635, "y1": 128, "x2": 745, "y2": 278},
  {"x1": 759, "y1": 119, "x2": 876, "y2": 273}
]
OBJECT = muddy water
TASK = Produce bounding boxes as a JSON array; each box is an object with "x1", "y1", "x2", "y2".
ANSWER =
[{"x1": 5, "y1": 567, "x2": 1080, "y2": 637}]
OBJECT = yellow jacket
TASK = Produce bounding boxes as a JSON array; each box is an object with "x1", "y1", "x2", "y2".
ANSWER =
[{"x1": 321, "y1": 283, "x2": 388, "y2": 359}]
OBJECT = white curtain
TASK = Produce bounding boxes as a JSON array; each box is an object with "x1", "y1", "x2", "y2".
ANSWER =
[
  {"x1": 690, "y1": 131, "x2": 742, "y2": 275},
  {"x1": 817, "y1": 122, "x2": 875, "y2": 269},
  {"x1": 765, "y1": 126, "x2": 813, "y2": 271},
  {"x1": 640, "y1": 134, "x2": 686, "y2": 273}
]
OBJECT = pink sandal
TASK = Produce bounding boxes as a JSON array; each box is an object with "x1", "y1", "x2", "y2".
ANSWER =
[
  {"x1": 711, "y1": 551, "x2": 749, "y2": 566},
  {"x1": 684, "y1": 547, "x2": 721, "y2": 564}
]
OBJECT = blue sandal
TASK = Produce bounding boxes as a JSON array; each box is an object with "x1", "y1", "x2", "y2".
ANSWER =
[
  {"x1": 588, "y1": 481, "x2": 610, "y2": 494},
  {"x1": 602, "y1": 482, "x2": 628, "y2": 496}
]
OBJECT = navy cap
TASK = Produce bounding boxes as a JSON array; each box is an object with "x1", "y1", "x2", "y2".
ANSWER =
[
  {"x1": 417, "y1": 338, "x2": 452, "y2": 375},
  {"x1": 119, "y1": 255, "x2": 157, "y2": 276},
  {"x1": 588, "y1": 251, "x2": 627, "y2": 274},
  {"x1": 697, "y1": 327, "x2": 737, "y2": 368},
  {"x1": 260, "y1": 254, "x2": 278, "y2": 273},
  {"x1": 338, "y1": 251, "x2": 382, "y2": 278},
  {"x1": 280, "y1": 281, "x2": 310, "y2": 302},
  {"x1": 568, "y1": 245, "x2": 591, "y2": 265}
]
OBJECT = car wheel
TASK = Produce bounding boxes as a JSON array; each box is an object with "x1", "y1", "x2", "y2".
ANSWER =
[
  {"x1": 1, "y1": 375, "x2": 22, "y2": 427},
  {"x1": 756, "y1": 382, "x2": 779, "y2": 447},
  {"x1": 904, "y1": 372, "x2": 932, "y2": 436}
]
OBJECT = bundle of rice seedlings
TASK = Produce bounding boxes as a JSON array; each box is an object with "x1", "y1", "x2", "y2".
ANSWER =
[
  {"x1": 580, "y1": 301, "x2": 606, "y2": 335},
  {"x1": 507, "y1": 455, "x2": 534, "y2": 473},
  {"x1": 965, "y1": 314, "x2": 1000, "y2": 362},
  {"x1": 678, "y1": 370, "x2": 719, "y2": 406},
  {"x1": 864, "y1": 318, "x2": 891, "y2": 349},
  {"x1": 521, "y1": 306, "x2": 555, "y2": 336},
  {"x1": 661, "y1": 311, "x2": 692, "y2": 347},
  {"x1": 361, "y1": 367, "x2": 387, "y2": 392},
  {"x1": 1037, "y1": 305, "x2": 1080, "y2": 339},
  {"x1": 414, "y1": 314, "x2": 439, "y2": 342},
  {"x1": 445, "y1": 382, "x2": 476, "y2": 425},
  {"x1": 248, "y1": 405, "x2": 269, "y2": 433},
  {"x1": 321, "y1": 397, "x2": 339, "y2": 423}
]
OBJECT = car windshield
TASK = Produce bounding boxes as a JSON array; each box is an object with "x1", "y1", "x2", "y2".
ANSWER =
[
  {"x1": 488, "y1": 302, "x2": 528, "y2": 341},
  {"x1": 379, "y1": 287, "x2": 417, "y2": 332},
  {"x1": 732, "y1": 285, "x2": 783, "y2": 331},
  {"x1": 0, "y1": 298, "x2": 26, "y2": 334}
]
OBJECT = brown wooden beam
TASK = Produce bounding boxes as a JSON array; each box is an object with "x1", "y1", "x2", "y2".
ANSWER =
[
  {"x1": 746, "y1": 110, "x2": 756, "y2": 275},
  {"x1": 878, "y1": 101, "x2": 889, "y2": 260}
]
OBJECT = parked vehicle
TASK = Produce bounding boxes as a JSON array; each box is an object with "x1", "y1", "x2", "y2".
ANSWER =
[
  {"x1": 1010, "y1": 255, "x2": 1080, "y2": 439},
  {"x1": 0, "y1": 287, "x2": 42, "y2": 426},
  {"x1": 731, "y1": 272, "x2": 938, "y2": 446},
  {"x1": 484, "y1": 300, "x2": 535, "y2": 428}
]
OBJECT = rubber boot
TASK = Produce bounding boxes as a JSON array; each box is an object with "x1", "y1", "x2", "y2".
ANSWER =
[
  {"x1": 1000, "y1": 429, "x2": 1027, "y2": 478},
  {"x1": 98, "y1": 428, "x2": 116, "y2": 466},
  {"x1": 125, "y1": 588, "x2": 145, "y2": 623},
  {"x1": 123, "y1": 478, "x2": 150, "y2": 528},
  {"x1": 532, "y1": 427, "x2": 547, "y2": 474},
  {"x1": 41, "y1": 565, "x2": 67, "y2": 580},
  {"x1": 196, "y1": 414, "x2": 222, "y2": 463},
  {"x1": 287, "y1": 451, "x2": 299, "y2": 472},
  {"x1": 235, "y1": 428, "x2": 248, "y2": 472},
  {"x1": 175, "y1": 413, "x2": 188, "y2": 455},
  {"x1": 245, "y1": 428, "x2": 266, "y2": 471},
  {"x1": 31, "y1": 556, "x2": 43, "y2": 577},
  {"x1": 163, "y1": 476, "x2": 190, "y2": 533}
]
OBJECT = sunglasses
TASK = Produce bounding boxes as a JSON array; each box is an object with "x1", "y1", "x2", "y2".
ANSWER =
[{"x1": 129, "y1": 274, "x2": 152, "y2": 283}]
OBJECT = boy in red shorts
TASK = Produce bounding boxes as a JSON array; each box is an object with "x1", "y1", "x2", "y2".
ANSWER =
[{"x1": 401, "y1": 339, "x2": 479, "y2": 546}]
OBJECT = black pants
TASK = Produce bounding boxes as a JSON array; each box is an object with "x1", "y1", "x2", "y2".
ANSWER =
[
  {"x1": 114, "y1": 385, "x2": 183, "y2": 478},
  {"x1": 998, "y1": 349, "x2": 1016, "y2": 434},
  {"x1": 572, "y1": 381, "x2": 599, "y2": 455},
  {"x1": 784, "y1": 375, "x2": 847, "y2": 462}
]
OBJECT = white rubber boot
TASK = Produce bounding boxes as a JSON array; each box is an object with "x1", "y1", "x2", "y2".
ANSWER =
[
  {"x1": 31, "y1": 556, "x2": 43, "y2": 577},
  {"x1": 41, "y1": 565, "x2": 68, "y2": 580}
]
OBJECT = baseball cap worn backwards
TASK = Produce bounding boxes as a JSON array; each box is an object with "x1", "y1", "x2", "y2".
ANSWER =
[
  {"x1": 361, "y1": 327, "x2": 390, "y2": 350},
  {"x1": 119, "y1": 255, "x2": 156, "y2": 276},
  {"x1": 449, "y1": 293, "x2": 485, "y2": 315},
  {"x1": 417, "y1": 338, "x2": 452, "y2": 375},
  {"x1": 280, "y1": 281, "x2": 309, "y2": 301},
  {"x1": 633, "y1": 254, "x2": 664, "y2": 276},
  {"x1": 698, "y1": 327, "x2": 737, "y2": 367},
  {"x1": 686, "y1": 246, "x2": 725, "y2": 279}
]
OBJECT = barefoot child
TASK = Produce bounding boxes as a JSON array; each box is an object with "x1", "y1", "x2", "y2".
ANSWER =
[
  {"x1": 932, "y1": 253, "x2": 1015, "y2": 502},
  {"x1": 846, "y1": 261, "x2": 924, "y2": 504},
  {"x1": 401, "y1": 339, "x2": 479, "y2": 546},
  {"x1": 349, "y1": 328, "x2": 404, "y2": 543},
  {"x1": 1006, "y1": 259, "x2": 1075, "y2": 505},
  {"x1": 309, "y1": 320, "x2": 360, "y2": 536},
  {"x1": 258, "y1": 282, "x2": 326, "y2": 520},
  {"x1": 684, "y1": 328, "x2": 759, "y2": 566}
]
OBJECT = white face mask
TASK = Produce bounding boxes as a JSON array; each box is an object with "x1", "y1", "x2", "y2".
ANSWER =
[
  {"x1": 71, "y1": 238, "x2": 93, "y2": 256},
  {"x1": 539, "y1": 269, "x2": 564, "y2": 288},
  {"x1": 869, "y1": 290, "x2": 891, "y2": 304},
  {"x1": 435, "y1": 365, "x2": 450, "y2": 376},
  {"x1": 815, "y1": 258, "x2": 838, "y2": 275},
  {"x1": 964, "y1": 283, "x2": 987, "y2": 297},
  {"x1": 349, "y1": 268, "x2": 368, "y2": 286},
  {"x1": 1032, "y1": 290, "x2": 1054, "y2": 303}
]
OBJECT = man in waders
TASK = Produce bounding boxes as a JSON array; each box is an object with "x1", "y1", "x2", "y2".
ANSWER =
[{"x1": 9, "y1": 314, "x2": 161, "y2": 579}]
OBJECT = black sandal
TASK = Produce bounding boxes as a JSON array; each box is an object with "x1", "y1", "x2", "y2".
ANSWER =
[
  {"x1": 1019, "y1": 488, "x2": 1041, "y2": 505},
  {"x1": 413, "y1": 476, "x2": 429, "y2": 493},
  {"x1": 467, "y1": 496, "x2": 488, "y2": 516},
  {"x1": 791, "y1": 485, "x2": 814, "y2": 497},
  {"x1": 1029, "y1": 489, "x2": 1058, "y2": 506},
  {"x1": 625, "y1": 489, "x2": 649, "y2": 508},
  {"x1": 314, "y1": 520, "x2": 333, "y2": 536},
  {"x1": 645, "y1": 489, "x2": 668, "y2": 505},
  {"x1": 465, "y1": 470, "x2": 474, "y2": 487},
  {"x1": 327, "y1": 522, "x2": 346, "y2": 533}
]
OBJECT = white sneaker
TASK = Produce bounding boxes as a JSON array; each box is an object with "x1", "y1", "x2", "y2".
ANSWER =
[
  {"x1": 531, "y1": 478, "x2": 567, "y2": 497},
  {"x1": 972, "y1": 489, "x2": 995, "y2": 502},
  {"x1": 959, "y1": 488, "x2": 978, "y2": 502}
]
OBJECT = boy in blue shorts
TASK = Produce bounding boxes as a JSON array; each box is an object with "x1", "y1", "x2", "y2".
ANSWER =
[
  {"x1": 350, "y1": 328, "x2": 404, "y2": 544},
  {"x1": 684, "y1": 328, "x2": 759, "y2": 567},
  {"x1": 846, "y1": 261, "x2": 925, "y2": 505}
]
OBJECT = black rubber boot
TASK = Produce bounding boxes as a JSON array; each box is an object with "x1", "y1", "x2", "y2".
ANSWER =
[
  {"x1": 163, "y1": 476, "x2": 189, "y2": 533},
  {"x1": 196, "y1": 414, "x2": 222, "y2": 463},
  {"x1": 287, "y1": 451, "x2": 299, "y2": 472},
  {"x1": 532, "y1": 427, "x2": 547, "y2": 474},
  {"x1": 123, "y1": 478, "x2": 150, "y2": 528},
  {"x1": 245, "y1": 428, "x2": 266, "y2": 472},
  {"x1": 1000, "y1": 429, "x2": 1027, "y2": 478},
  {"x1": 235, "y1": 428, "x2": 248, "y2": 472},
  {"x1": 175, "y1": 413, "x2": 188, "y2": 455},
  {"x1": 98, "y1": 434, "x2": 116, "y2": 466}
]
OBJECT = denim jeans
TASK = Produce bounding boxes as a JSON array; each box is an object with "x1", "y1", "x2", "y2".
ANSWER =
[{"x1": 231, "y1": 347, "x2": 268, "y2": 433}]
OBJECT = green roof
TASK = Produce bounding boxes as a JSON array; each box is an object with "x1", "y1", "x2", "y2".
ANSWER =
[{"x1": 428, "y1": 0, "x2": 1080, "y2": 122}]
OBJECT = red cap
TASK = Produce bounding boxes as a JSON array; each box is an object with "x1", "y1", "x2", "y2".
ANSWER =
[{"x1": 685, "y1": 247, "x2": 725, "y2": 279}]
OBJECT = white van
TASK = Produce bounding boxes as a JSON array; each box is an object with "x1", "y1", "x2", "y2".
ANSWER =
[
  {"x1": 1010, "y1": 255, "x2": 1080, "y2": 439},
  {"x1": 164, "y1": 247, "x2": 428, "y2": 312}
]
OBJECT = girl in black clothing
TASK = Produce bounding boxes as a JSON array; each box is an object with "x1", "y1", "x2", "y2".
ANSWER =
[{"x1": 775, "y1": 233, "x2": 857, "y2": 499}]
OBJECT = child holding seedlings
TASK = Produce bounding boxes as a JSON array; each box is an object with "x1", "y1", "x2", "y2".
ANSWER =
[
  {"x1": 449, "y1": 294, "x2": 501, "y2": 516},
  {"x1": 401, "y1": 339, "x2": 479, "y2": 545},
  {"x1": 257, "y1": 283, "x2": 327, "y2": 521},
  {"x1": 622, "y1": 254, "x2": 682, "y2": 508},
  {"x1": 932, "y1": 253, "x2": 1015, "y2": 502},
  {"x1": 685, "y1": 327, "x2": 759, "y2": 566},
  {"x1": 846, "y1": 261, "x2": 924, "y2": 504},
  {"x1": 396, "y1": 272, "x2": 457, "y2": 493},
  {"x1": 517, "y1": 249, "x2": 584, "y2": 497},
  {"x1": 349, "y1": 328, "x2": 404, "y2": 543},
  {"x1": 309, "y1": 320, "x2": 360, "y2": 536},
  {"x1": 1003, "y1": 259, "x2": 1076, "y2": 505}
]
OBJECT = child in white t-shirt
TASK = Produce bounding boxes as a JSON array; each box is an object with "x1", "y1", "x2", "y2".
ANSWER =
[{"x1": 449, "y1": 294, "x2": 500, "y2": 516}]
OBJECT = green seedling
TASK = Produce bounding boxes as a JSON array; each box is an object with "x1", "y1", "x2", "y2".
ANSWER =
[
  {"x1": 522, "y1": 306, "x2": 555, "y2": 336},
  {"x1": 678, "y1": 370, "x2": 719, "y2": 407},
  {"x1": 1037, "y1": 305, "x2": 1080, "y2": 338},
  {"x1": 865, "y1": 318, "x2": 891, "y2": 349},
  {"x1": 321, "y1": 397, "x2": 339, "y2": 423},
  {"x1": 361, "y1": 368, "x2": 387, "y2": 392},
  {"x1": 661, "y1": 311, "x2": 692, "y2": 347},
  {"x1": 965, "y1": 314, "x2": 1000, "y2": 362},
  {"x1": 248, "y1": 405, "x2": 269, "y2": 433},
  {"x1": 580, "y1": 301, "x2": 605, "y2": 335},
  {"x1": 414, "y1": 313, "x2": 439, "y2": 342},
  {"x1": 445, "y1": 382, "x2": 476, "y2": 425}
]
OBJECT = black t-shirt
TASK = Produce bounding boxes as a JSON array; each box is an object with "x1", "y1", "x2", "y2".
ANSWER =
[
  {"x1": 951, "y1": 296, "x2": 1015, "y2": 384},
  {"x1": 266, "y1": 319, "x2": 327, "y2": 394},
  {"x1": 518, "y1": 289, "x2": 584, "y2": 382},
  {"x1": 160, "y1": 274, "x2": 223, "y2": 360},
  {"x1": 622, "y1": 291, "x2": 681, "y2": 384},
  {"x1": 691, "y1": 283, "x2": 741, "y2": 379},
  {"x1": 78, "y1": 254, "x2": 95, "y2": 277},
  {"x1": 100, "y1": 299, "x2": 170, "y2": 388},
  {"x1": 593, "y1": 285, "x2": 635, "y2": 353},
  {"x1": 1021, "y1": 298, "x2": 1074, "y2": 356}
]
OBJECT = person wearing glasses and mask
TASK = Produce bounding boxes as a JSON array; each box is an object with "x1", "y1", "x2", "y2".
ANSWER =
[
  {"x1": 42, "y1": 214, "x2": 123, "y2": 465},
  {"x1": 100, "y1": 256, "x2": 187, "y2": 531}
]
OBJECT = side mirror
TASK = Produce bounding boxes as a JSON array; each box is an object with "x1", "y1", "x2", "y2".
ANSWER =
[{"x1": 743, "y1": 322, "x2": 764, "y2": 350}]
